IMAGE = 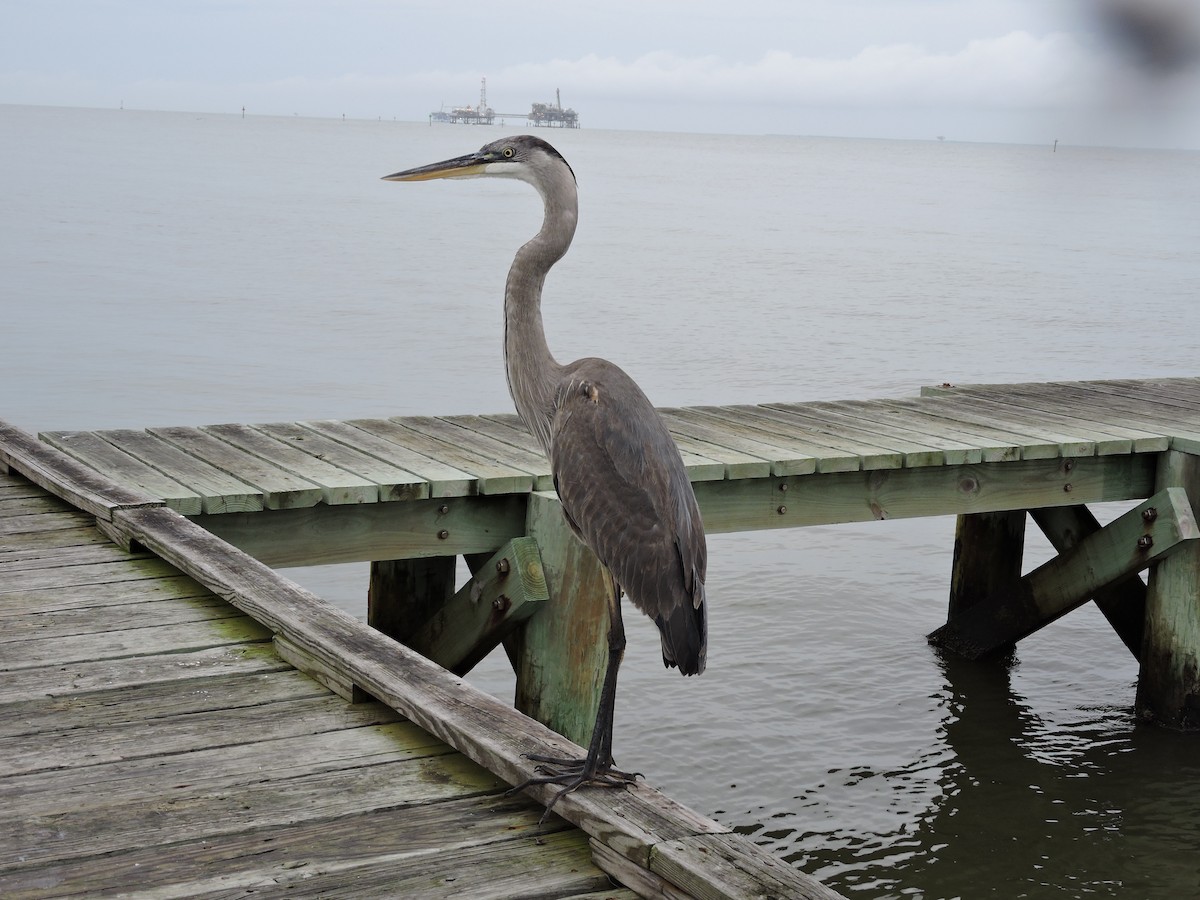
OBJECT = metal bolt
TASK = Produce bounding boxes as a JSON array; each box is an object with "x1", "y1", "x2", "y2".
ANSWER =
[
  {"x1": 777, "y1": 505, "x2": 787, "y2": 515},
  {"x1": 1137, "y1": 535, "x2": 1154, "y2": 551},
  {"x1": 496, "y1": 558, "x2": 510, "y2": 575},
  {"x1": 437, "y1": 529, "x2": 449, "y2": 540},
  {"x1": 438, "y1": 504, "x2": 449, "y2": 515},
  {"x1": 1063, "y1": 483, "x2": 1073, "y2": 493},
  {"x1": 1142, "y1": 507, "x2": 1158, "y2": 524},
  {"x1": 779, "y1": 483, "x2": 789, "y2": 492}
]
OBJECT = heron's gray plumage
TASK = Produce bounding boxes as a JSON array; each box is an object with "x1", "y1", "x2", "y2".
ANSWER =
[{"x1": 383, "y1": 135, "x2": 708, "y2": 805}]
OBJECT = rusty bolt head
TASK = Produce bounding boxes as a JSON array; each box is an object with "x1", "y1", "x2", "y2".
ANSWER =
[
  {"x1": 1137, "y1": 534, "x2": 1154, "y2": 551},
  {"x1": 496, "y1": 557, "x2": 510, "y2": 575},
  {"x1": 779, "y1": 482, "x2": 789, "y2": 492},
  {"x1": 438, "y1": 504, "x2": 449, "y2": 515},
  {"x1": 437, "y1": 529, "x2": 449, "y2": 540},
  {"x1": 777, "y1": 505, "x2": 787, "y2": 515},
  {"x1": 1142, "y1": 507, "x2": 1158, "y2": 524}
]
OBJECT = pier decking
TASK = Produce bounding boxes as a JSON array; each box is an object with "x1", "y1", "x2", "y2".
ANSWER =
[{"x1": 4, "y1": 376, "x2": 1200, "y2": 897}]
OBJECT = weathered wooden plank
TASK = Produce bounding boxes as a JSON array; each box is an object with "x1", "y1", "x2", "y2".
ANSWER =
[
  {"x1": 38, "y1": 429, "x2": 204, "y2": 514},
  {"x1": 0, "y1": 573, "x2": 209, "y2": 615},
  {"x1": 347, "y1": 416, "x2": 531, "y2": 495},
  {"x1": 0, "y1": 692, "x2": 400, "y2": 780},
  {"x1": 913, "y1": 394, "x2": 1095, "y2": 458},
  {"x1": 0, "y1": 593, "x2": 238, "y2": 644},
  {"x1": 0, "y1": 539, "x2": 151, "y2": 574},
  {"x1": 253, "y1": 420, "x2": 430, "y2": 501},
  {"x1": 694, "y1": 404, "x2": 895, "y2": 471},
  {"x1": 1137, "y1": 450, "x2": 1200, "y2": 730},
  {"x1": 299, "y1": 418, "x2": 475, "y2": 498},
  {"x1": 0, "y1": 494, "x2": 73, "y2": 516},
  {"x1": 659, "y1": 407, "x2": 819, "y2": 477},
  {"x1": 0, "y1": 555, "x2": 190, "y2": 595},
  {"x1": 853, "y1": 398, "x2": 1023, "y2": 462},
  {"x1": 0, "y1": 794, "x2": 576, "y2": 900},
  {"x1": 0, "y1": 668, "x2": 327, "y2": 739},
  {"x1": 403, "y1": 414, "x2": 555, "y2": 489},
  {"x1": 0, "y1": 642, "x2": 289, "y2": 705},
  {"x1": 650, "y1": 832, "x2": 847, "y2": 900},
  {"x1": 88, "y1": 428, "x2": 263, "y2": 513},
  {"x1": 110, "y1": 503, "x2": 734, "y2": 874},
  {"x1": 927, "y1": 389, "x2": 1145, "y2": 455},
  {"x1": 0, "y1": 509, "x2": 94, "y2": 537},
  {"x1": 794, "y1": 399, "x2": 987, "y2": 465},
  {"x1": 0, "y1": 419, "x2": 162, "y2": 521},
  {"x1": 693, "y1": 455, "x2": 1157, "y2": 533},
  {"x1": 202, "y1": 423, "x2": 380, "y2": 505},
  {"x1": 942, "y1": 384, "x2": 1171, "y2": 452},
  {"x1": 0, "y1": 522, "x2": 110, "y2": 555},
  {"x1": 762, "y1": 402, "x2": 950, "y2": 467},
  {"x1": 0, "y1": 614, "x2": 271, "y2": 672},
  {"x1": 673, "y1": 406, "x2": 842, "y2": 473},
  {"x1": 929, "y1": 488, "x2": 1198, "y2": 659},
  {"x1": 0, "y1": 751, "x2": 498, "y2": 870},
  {"x1": 195, "y1": 493, "x2": 527, "y2": 567},
  {"x1": 149, "y1": 425, "x2": 325, "y2": 509}
]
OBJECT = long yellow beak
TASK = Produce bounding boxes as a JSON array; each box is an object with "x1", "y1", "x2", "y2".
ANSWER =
[{"x1": 382, "y1": 152, "x2": 489, "y2": 182}]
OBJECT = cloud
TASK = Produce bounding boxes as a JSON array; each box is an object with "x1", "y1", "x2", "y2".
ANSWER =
[{"x1": 409, "y1": 31, "x2": 1094, "y2": 111}]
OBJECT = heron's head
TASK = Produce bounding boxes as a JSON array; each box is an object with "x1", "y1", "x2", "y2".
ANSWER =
[{"x1": 382, "y1": 134, "x2": 576, "y2": 190}]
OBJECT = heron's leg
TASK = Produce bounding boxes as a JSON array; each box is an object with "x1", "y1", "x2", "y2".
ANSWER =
[{"x1": 509, "y1": 576, "x2": 638, "y2": 818}]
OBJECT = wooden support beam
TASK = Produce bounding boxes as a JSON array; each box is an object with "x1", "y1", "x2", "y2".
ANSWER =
[
  {"x1": 406, "y1": 538, "x2": 548, "y2": 676},
  {"x1": 1137, "y1": 451, "x2": 1200, "y2": 730},
  {"x1": 930, "y1": 488, "x2": 1198, "y2": 659},
  {"x1": 368, "y1": 555, "x2": 457, "y2": 642},
  {"x1": 1029, "y1": 505, "x2": 1145, "y2": 659},
  {"x1": 507, "y1": 492, "x2": 609, "y2": 747},
  {"x1": 948, "y1": 511, "x2": 1026, "y2": 624}
]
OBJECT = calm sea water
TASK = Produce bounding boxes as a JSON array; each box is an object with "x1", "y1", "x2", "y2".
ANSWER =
[{"x1": 4, "y1": 104, "x2": 1200, "y2": 898}]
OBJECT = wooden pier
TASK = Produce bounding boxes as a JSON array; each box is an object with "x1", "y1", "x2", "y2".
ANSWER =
[{"x1": 4, "y1": 376, "x2": 1200, "y2": 896}]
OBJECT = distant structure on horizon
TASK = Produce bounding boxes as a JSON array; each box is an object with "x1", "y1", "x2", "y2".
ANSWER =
[{"x1": 430, "y1": 79, "x2": 579, "y2": 129}]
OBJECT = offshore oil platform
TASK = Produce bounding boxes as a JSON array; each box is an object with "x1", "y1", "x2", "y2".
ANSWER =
[{"x1": 429, "y1": 78, "x2": 579, "y2": 129}]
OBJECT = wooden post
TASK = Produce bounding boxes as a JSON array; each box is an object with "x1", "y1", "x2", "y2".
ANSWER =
[
  {"x1": 368, "y1": 556, "x2": 457, "y2": 642},
  {"x1": 1136, "y1": 451, "x2": 1200, "y2": 730},
  {"x1": 948, "y1": 510, "x2": 1026, "y2": 619},
  {"x1": 506, "y1": 491, "x2": 608, "y2": 746}
]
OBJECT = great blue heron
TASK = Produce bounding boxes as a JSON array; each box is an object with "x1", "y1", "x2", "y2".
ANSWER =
[{"x1": 383, "y1": 135, "x2": 708, "y2": 814}]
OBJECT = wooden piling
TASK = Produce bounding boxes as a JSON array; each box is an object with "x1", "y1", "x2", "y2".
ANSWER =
[{"x1": 1136, "y1": 450, "x2": 1200, "y2": 730}]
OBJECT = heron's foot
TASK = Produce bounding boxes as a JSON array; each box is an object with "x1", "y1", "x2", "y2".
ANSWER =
[{"x1": 508, "y1": 752, "x2": 640, "y2": 821}]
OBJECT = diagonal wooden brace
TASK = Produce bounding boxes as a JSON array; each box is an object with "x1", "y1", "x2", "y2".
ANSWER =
[
  {"x1": 407, "y1": 537, "x2": 549, "y2": 676},
  {"x1": 930, "y1": 488, "x2": 1199, "y2": 659}
]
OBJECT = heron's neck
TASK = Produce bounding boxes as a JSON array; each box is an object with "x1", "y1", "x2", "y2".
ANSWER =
[{"x1": 504, "y1": 176, "x2": 577, "y2": 454}]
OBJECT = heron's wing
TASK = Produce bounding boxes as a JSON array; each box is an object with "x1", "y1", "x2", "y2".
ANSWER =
[{"x1": 549, "y1": 360, "x2": 707, "y2": 674}]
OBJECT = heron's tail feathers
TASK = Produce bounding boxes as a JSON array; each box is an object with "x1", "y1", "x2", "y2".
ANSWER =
[{"x1": 656, "y1": 579, "x2": 707, "y2": 676}]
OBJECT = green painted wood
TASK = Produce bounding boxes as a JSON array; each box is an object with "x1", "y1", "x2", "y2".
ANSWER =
[
  {"x1": 38, "y1": 429, "x2": 204, "y2": 514},
  {"x1": 1029, "y1": 505, "x2": 1145, "y2": 659},
  {"x1": 763, "y1": 401, "x2": 950, "y2": 467},
  {"x1": 410, "y1": 537, "x2": 549, "y2": 676},
  {"x1": 658, "y1": 407, "x2": 819, "y2": 476},
  {"x1": 930, "y1": 487, "x2": 1198, "y2": 659},
  {"x1": 0, "y1": 420, "x2": 163, "y2": 521},
  {"x1": 83, "y1": 427, "x2": 263, "y2": 513},
  {"x1": 202, "y1": 423, "x2": 380, "y2": 505},
  {"x1": 253, "y1": 420, "x2": 431, "y2": 501},
  {"x1": 300, "y1": 418, "x2": 475, "y2": 497},
  {"x1": 693, "y1": 455, "x2": 1156, "y2": 534},
  {"x1": 149, "y1": 425, "x2": 326, "y2": 510},
  {"x1": 1137, "y1": 451, "x2": 1200, "y2": 730},
  {"x1": 948, "y1": 511, "x2": 1026, "y2": 625},
  {"x1": 509, "y1": 491, "x2": 609, "y2": 747},
  {"x1": 196, "y1": 494, "x2": 527, "y2": 567}
]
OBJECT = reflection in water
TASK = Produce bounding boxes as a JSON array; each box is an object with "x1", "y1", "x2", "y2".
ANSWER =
[{"x1": 747, "y1": 649, "x2": 1200, "y2": 898}]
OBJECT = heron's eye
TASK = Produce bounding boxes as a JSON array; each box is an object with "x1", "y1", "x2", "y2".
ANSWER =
[{"x1": 503, "y1": 147, "x2": 515, "y2": 158}]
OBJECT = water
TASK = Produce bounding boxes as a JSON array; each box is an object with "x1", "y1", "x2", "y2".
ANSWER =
[{"x1": 4, "y1": 104, "x2": 1200, "y2": 897}]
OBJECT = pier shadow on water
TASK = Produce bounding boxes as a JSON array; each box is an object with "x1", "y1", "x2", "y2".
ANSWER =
[{"x1": 748, "y1": 648, "x2": 1200, "y2": 898}]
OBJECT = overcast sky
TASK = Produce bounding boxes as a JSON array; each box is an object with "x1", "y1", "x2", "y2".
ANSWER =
[{"x1": 3, "y1": 0, "x2": 1199, "y2": 146}]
